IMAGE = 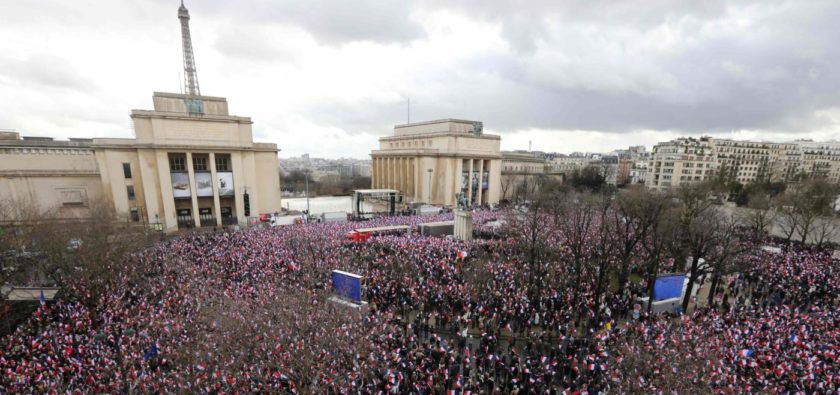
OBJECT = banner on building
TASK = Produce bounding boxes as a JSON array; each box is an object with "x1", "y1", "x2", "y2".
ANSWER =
[
  {"x1": 218, "y1": 172, "x2": 234, "y2": 196},
  {"x1": 195, "y1": 173, "x2": 213, "y2": 197},
  {"x1": 171, "y1": 172, "x2": 191, "y2": 198}
]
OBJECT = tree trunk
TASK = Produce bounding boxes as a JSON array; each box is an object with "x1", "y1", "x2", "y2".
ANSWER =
[
  {"x1": 706, "y1": 272, "x2": 720, "y2": 307},
  {"x1": 681, "y1": 257, "x2": 700, "y2": 312},
  {"x1": 645, "y1": 258, "x2": 658, "y2": 315}
]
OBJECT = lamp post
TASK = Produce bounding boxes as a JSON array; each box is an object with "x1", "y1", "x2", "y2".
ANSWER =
[
  {"x1": 304, "y1": 169, "x2": 310, "y2": 221},
  {"x1": 426, "y1": 168, "x2": 433, "y2": 203},
  {"x1": 152, "y1": 214, "x2": 164, "y2": 233}
]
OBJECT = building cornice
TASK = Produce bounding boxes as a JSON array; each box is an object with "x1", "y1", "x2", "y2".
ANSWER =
[
  {"x1": 0, "y1": 170, "x2": 100, "y2": 178},
  {"x1": 0, "y1": 140, "x2": 94, "y2": 149},
  {"x1": 90, "y1": 142, "x2": 278, "y2": 153},
  {"x1": 394, "y1": 118, "x2": 480, "y2": 129},
  {"x1": 130, "y1": 110, "x2": 253, "y2": 124},
  {"x1": 152, "y1": 91, "x2": 228, "y2": 101},
  {"x1": 371, "y1": 150, "x2": 502, "y2": 159},
  {"x1": 379, "y1": 132, "x2": 500, "y2": 141}
]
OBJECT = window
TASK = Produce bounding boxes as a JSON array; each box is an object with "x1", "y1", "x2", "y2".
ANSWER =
[
  {"x1": 127, "y1": 185, "x2": 136, "y2": 200},
  {"x1": 193, "y1": 156, "x2": 208, "y2": 171},
  {"x1": 215, "y1": 155, "x2": 230, "y2": 171},
  {"x1": 169, "y1": 154, "x2": 186, "y2": 171},
  {"x1": 123, "y1": 163, "x2": 132, "y2": 179},
  {"x1": 130, "y1": 207, "x2": 140, "y2": 222}
]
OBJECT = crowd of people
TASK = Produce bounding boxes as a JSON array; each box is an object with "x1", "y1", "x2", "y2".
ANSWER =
[
  {"x1": 1, "y1": 210, "x2": 837, "y2": 392},
  {"x1": 610, "y1": 246, "x2": 839, "y2": 393}
]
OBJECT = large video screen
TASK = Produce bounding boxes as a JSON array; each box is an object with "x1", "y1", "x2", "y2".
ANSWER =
[
  {"x1": 171, "y1": 172, "x2": 191, "y2": 199},
  {"x1": 331, "y1": 270, "x2": 362, "y2": 303},
  {"x1": 653, "y1": 274, "x2": 685, "y2": 301}
]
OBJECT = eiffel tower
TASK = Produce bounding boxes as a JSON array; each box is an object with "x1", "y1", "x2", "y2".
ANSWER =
[{"x1": 178, "y1": 1, "x2": 204, "y2": 115}]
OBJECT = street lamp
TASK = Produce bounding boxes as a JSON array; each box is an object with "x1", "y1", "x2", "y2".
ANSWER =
[
  {"x1": 427, "y1": 168, "x2": 433, "y2": 203},
  {"x1": 152, "y1": 214, "x2": 164, "y2": 233},
  {"x1": 304, "y1": 168, "x2": 310, "y2": 221}
]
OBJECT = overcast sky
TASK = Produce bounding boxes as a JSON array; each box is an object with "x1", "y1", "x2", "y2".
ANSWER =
[{"x1": 1, "y1": 1, "x2": 839, "y2": 158}]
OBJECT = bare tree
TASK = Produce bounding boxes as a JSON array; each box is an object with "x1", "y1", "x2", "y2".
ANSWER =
[
  {"x1": 0, "y1": 197, "x2": 61, "y2": 297},
  {"x1": 500, "y1": 175, "x2": 514, "y2": 202},
  {"x1": 173, "y1": 287, "x2": 372, "y2": 392},
  {"x1": 811, "y1": 216, "x2": 840, "y2": 248},
  {"x1": 611, "y1": 320, "x2": 722, "y2": 392},
  {"x1": 662, "y1": 182, "x2": 750, "y2": 312},
  {"x1": 0, "y1": 198, "x2": 152, "y2": 309},
  {"x1": 739, "y1": 192, "x2": 776, "y2": 238},
  {"x1": 552, "y1": 190, "x2": 600, "y2": 325},
  {"x1": 608, "y1": 187, "x2": 668, "y2": 295},
  {"x1": 703, "y1": 212, "x2": 752, "y2": 307},
  {"x1": 775, "y1": 178, "x2": 839, "y2": 244}
]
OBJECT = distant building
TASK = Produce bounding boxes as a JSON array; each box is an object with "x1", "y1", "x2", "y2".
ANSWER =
[
  {"x1": 646, "y1": 137, "x2": 716, "y2": 190},
  {"x1": 598, "y1": 155, "x2": 620, "y2": 185},
  {"x1": 551, "y1": 155, "x2": 593, "y2": 173},
  {"x1": 0, "y1": 2, "x2": 281, "y2": 231},
  {"x1": 646, "y1": 137, "x2": 840, "y2": 189},
  {"x1": 501, "y1": 151, "x2": 548, "y2": 201},
  {"x1": 629, "y1": 161, "x2": 648, "y2": 185},
  {"x1": 370, "y1": 119, "x2": 501, "y2": 206},
  {"x1": 797, "y1": 140, "x2": 840, "y2": 184}
]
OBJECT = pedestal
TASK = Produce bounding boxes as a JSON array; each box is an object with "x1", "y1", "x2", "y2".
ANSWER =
[{"x1": 453, "y1": 210, "x2": 473, "y2": 241}]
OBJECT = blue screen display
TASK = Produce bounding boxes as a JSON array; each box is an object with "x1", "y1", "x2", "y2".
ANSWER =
[
  {"x1": 653, "y1": 275, "x2": 684, "y2": 301},
  {"x1": 331, "y1": 270, "x2": 362, "y2": 303}
]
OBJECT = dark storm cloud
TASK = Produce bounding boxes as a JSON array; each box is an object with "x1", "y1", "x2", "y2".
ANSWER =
[
  {"x1": 2, "y1": 0, "x2": 839, "y2": 156},
  {"x1": 305, "y1": 0, "x2": 840, "y2": 137}
]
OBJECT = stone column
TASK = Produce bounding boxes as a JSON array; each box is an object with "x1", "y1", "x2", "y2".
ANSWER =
[
  {"x1": 231, "y1": 152, "x2": 246, "y2": 225},
  {"x1": 155, "y1": 150, "x2": 178, "y2": 232},
  {"x1": 477, "y1": 159, "x2": 485, "y2": 205},
  {"x1": 392, "y1": 157, "x2": 397, "y2": 190},
  {"x1": 467, "y1": 159, "x2": 474, "y2": 204},
  {"x1": 379, "y1": 157, "x2": 385, "y2": 188},
  {"x1": 185, "y1": 152, "x2": 201, "y2": 227},
  {"x1": 373, "y1": 158, "x2": 379, "y2": 188},
  {"x1": 402, "y1": 157, "x2": 408, "y2": 194},
  {"x1": 397, "y1": 157, "x2": 404, "y2": 193},
  {"x1": 454, "y1": 210, "x2": 473, "y2": 241},
  {"x1": 385, "y1": 157, "x2": 391, "y2": 189},
  {"x1": 409, "y1": 157, "x2": 415, "y2": 199},
  {"x1": 209, "y1": 152, "x2": 223, "y2": 226}
]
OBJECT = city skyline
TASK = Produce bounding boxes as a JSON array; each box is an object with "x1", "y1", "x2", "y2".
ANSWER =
[{"x1": 2, "y1": 1, "x2": 840, "y2": 159}]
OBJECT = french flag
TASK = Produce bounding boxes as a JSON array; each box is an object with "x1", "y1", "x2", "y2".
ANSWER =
[{"x1": 739, "y1": 349, "x2": 754, "y2": 358}]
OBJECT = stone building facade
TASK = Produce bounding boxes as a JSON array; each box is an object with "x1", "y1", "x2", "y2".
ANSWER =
[
  {"x1": 0, "y1": 92, "x2": 281, "y2": 232},
  {"x1": 370, "y1": 119, "x2": 502, "y2": 206}
]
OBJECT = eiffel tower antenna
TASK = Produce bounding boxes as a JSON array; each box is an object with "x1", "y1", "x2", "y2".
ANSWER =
[{"x1": 178, "y1": 0, "x2": 200, "y2": 98}]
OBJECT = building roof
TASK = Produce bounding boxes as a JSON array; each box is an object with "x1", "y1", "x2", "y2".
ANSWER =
[{"x1": 394, "y1": 118, "x2": 480, "y2": 129}]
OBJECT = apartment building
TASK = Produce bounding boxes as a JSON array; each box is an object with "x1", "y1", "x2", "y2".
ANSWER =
[
  {"x1": 799, "y1": 140, "x2": 840, "y2": 184},
  {"x1": 646, "y1": 137, "x2": 717, "y2": 190},
  {"x1": 646, "y1": 137, "x2": 840, "y2": 189}
]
